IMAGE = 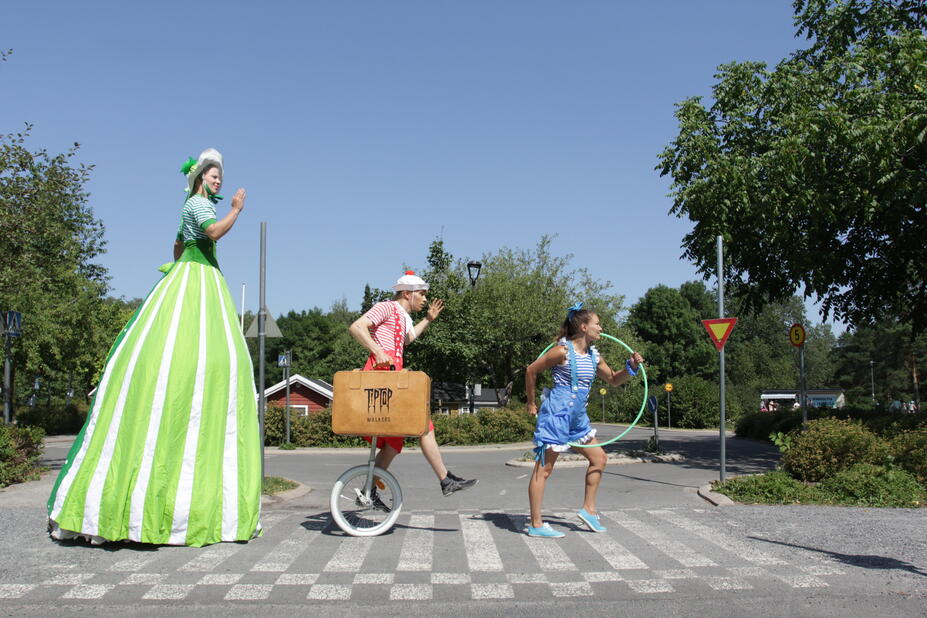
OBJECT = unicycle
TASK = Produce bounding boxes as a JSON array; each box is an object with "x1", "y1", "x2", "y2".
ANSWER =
[{"x1": 330, "y1": 439, "x2": 403, "y2": 536}]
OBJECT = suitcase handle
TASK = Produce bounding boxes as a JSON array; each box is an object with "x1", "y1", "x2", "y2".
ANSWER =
[{"x1": 347, "y1": 366, "x2": 409, "y2": 390}]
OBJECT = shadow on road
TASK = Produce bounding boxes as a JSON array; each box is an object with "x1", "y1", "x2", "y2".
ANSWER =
[{"x1": 750, "y1": 536, "x2": 927, "y2": 577}]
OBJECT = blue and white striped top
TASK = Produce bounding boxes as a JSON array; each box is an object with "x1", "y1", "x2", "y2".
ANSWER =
[
  {"x1": 178, "y1": 195, "x2": 217, "y2": 244},
  {"x1": 551, "y1": 339, "x2": 598, "y2": 389}
]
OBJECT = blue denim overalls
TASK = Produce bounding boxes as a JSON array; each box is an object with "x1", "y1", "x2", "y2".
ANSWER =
[{"x1": 533, "y1": 340, "x2": 598, "y2": 465}]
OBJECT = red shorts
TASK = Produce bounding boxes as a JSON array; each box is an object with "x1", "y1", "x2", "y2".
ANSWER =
[
  {"x1": 362, "y1": 422, "x2": 436, "y2": 453},
  {"x1": 360, "y1": 353, "x2": 434, "y2": 454}
]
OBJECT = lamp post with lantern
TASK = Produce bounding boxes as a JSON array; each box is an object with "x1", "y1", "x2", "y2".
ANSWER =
[
  {"x1": 466, "y1": 261, "x2": 481, "y2": 415},
  {"x1": 2, "y1": 311, "x2": 22, "y2": 423}
]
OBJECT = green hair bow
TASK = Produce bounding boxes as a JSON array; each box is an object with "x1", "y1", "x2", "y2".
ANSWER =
[{"x1": 180, "y1": 156, "x2": 197, "y2": 175}]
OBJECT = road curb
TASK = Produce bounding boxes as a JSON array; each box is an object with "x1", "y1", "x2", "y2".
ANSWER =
[
  {"x1": 697, "y1": 483, "x2": 734, "y2": 506},
  {"x1": 261, "y1": 480, "x2": 312, "y2": 507}
]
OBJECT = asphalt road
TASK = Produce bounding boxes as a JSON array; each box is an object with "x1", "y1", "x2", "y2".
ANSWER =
[{"x1": 0, "y1": 424, "x2": 924, "y2": 616}]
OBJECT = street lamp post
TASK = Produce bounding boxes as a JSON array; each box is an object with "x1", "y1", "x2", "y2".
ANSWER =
[
  {"x1": 869, "y1": 360, "x2": 876, "y2": 404},
  {"x1": 466, "y1": 261, "x2": 482, "y2": 416}
]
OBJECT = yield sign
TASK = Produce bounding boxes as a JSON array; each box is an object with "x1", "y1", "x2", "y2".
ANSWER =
[{"x1": 702, "y1": 318, "x2": 738, "y2": 351}]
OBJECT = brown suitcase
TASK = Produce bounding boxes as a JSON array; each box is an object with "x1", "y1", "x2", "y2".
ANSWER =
[{"x1": 331, "y1": 369, "x2": 432, "y2": 437}]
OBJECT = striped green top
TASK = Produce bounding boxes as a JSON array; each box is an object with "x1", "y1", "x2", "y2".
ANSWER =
[{"x1": 177, "y1": 195, "x2": 218, "y2": 244}]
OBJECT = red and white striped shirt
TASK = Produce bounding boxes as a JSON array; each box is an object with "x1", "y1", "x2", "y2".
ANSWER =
[{"x1": 363, "y1": 301, "x2": 414, "y2": 363}]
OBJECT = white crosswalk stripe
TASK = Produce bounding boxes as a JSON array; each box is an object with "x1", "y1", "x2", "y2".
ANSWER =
[
  {"x1": 397, "y1": 513, "x2": 434, "y2": 571},
  {"x1": 649, "y1": 509, "x2": 788, "y2": 565},
  {"x1": 3, "y1": 507, "x2": 855, "y2": 605},
  {"x1": 602, "y1": 510, "x2": 717, "y2": 567},
  {"x1": 563, "y1": 511, "x2": 648, "y2": 570},
  {"x1": 459, "y1": 512, "x2": 504, "y2": 572},
  {"x1": 250, "y1": 518, "x2": 319, "y2": 572},
  {"x1": 507, "y1": 513, "x2": 577, "y2": 571},
  {"x1": 323, "y1": 535, "x2": 373, "y2": 572}
]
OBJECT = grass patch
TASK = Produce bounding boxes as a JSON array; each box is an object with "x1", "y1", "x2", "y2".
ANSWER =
[
  {"x1": 713, "y1": 466, "x2": 927, "y2": 508},
  {"x1": 262, "y1": 476, "x2": 298, "y2": 495},
  {"x1": 713, "y1": 471, "x2": 818, "y2": 505}
]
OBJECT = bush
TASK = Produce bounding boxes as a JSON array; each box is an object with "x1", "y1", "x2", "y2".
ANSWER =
[
  {"x1": 14, "y1": 403, "x2": 88, "y2": 435},
  {"x1": 735, "y1": 406, "x2": 927, "y2": 444},
  {"x1": 602, "y1": 380, "x2": 647, "y2": 424},
  {"x1": 263, "y1": 405, "x2": 536, "y2": 447},
  {"x1": 735, "y1": 409, "x2": 801, "y2": 441},
  {"x1": 263, "y1": 406, "x2": 366, "y2": 447},
  {"x1": 668, "y1": 375, "x2": 723, "y2": 429},
  {"x1": 781, "y1": 418, "x2": 890, "y2": 482},
  {"x1": 0, "y1": 424, "x2": 45, "y2": 487},
  {"x1": 817, "y1": 464, "x2": 926, "y2": 508},
  {"x1": 474, "y1": 408, "x2": 536, "y2": 444},
  {"x1": 713, "y1": 471, "x2": 817, "y2": 505},
  {"x1": 889, "y1": 429, "x2": 927, "y2": 484},
  {"x1": 432, "y1": 408, "x2": 535, "y2": 445}
]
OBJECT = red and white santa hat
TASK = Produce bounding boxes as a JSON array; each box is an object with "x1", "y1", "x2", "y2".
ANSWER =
[{"x1": 393, "y1": 270, "x2": 429, "y2": 292}]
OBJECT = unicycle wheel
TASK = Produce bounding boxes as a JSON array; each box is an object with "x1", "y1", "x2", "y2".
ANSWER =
[{"x1": 330, "y1": 465, "x2": 403, "y2": 536}]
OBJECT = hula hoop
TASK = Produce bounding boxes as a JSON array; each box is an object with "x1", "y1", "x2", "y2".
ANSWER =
[{"x1": 535, "y1": 333, "x2": 647, "y2": 448}]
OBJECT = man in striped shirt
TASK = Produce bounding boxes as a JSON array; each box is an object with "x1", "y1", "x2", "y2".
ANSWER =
[{"x1": 349, "y1": 271, "x2": 478, "y2": 498}]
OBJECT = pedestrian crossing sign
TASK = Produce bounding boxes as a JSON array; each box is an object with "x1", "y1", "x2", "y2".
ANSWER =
[
  {"x1": 2, "y1": 311, "x2": 21, "y2": 337},
  {"x1": 701, "y1": 318, "x2": 737, "y2": 351}
]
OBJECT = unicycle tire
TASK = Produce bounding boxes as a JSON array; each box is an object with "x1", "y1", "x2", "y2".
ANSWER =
[{"x1": 330, "y1": 465, "x2": 403, "y2": 536}]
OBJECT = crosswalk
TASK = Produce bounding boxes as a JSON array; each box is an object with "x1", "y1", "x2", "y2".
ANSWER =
[{"x1": 0, "y1": 507, "x2": 847, "y2": 604}]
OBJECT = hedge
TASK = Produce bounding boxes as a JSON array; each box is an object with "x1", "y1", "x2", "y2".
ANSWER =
[
  {"x1": 263, "y1": 405, "x2": 537, "y2": 447},
  {"x1": 13, "y1": 403, "x2": 89, "y2": 435},
  {"x1": 0, "y1": 424, "x2": 45, "y2": 487}
]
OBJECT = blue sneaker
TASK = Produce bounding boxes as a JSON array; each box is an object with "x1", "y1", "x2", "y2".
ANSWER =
[
  {"x1": 527, "y1": 523, "x2": 565, "y2": 538},
  {"x1": 577, "y1": 508, "x2": 606, "y2": 532}
]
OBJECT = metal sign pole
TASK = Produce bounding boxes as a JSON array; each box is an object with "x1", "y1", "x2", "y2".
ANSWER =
[
  {"x1": 258, "y1": 223, "x2": 267, "y2": 480},
  {"x1": 667, "y1": 390, "x2": 672, "y2": 429},
  {"x1": 3, "y1": 335, "x2": 11, "y2": 424},
  {"x1": 800, "y1": 346, "x2": 807, "y2": 427},
  {"x1": 717, "y1": 236, "x2": 727, "y2": 483},
  {"x1": 284, "y1": 352, "x2": 291, "y2": 444}
]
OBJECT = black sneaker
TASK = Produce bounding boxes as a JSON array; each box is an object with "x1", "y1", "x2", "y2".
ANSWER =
[
  {"x1": 355, "y1": 489, "x2": 392, "y2": 513},
  {"x1": 441, "y1": 471, "x2": 478, "y2": 496},
  {"x1": 370, "y1": 489, "x2": 392, "y2": 513}
]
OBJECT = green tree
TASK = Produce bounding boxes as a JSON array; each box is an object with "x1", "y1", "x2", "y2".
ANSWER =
[
  {"x1": 360, "y1": 284, "x2": 389, "y2": 314},
  {"x1": 658, "y1": 0, "x2": 927, "y2": 334},
  {"x1": 0, "y1": 127, "x2": 114, "y2": 409},
  {"x1": 627, "y1": 284, "x2": 715, "y2": 384},
  {"x1": 409, "y1": 236, "x2": 627, "y2": 401},
  {"x1": 679, "y1": 280, "x2": 716, "y2": 320},
  {"x1": 833, "y1": 320, "x2": 925, "y2": 406}
]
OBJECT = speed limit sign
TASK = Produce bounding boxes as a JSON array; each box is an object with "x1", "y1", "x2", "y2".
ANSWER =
[{"x1": 789, "y1": 323, "x2": 806, "y2": 347}]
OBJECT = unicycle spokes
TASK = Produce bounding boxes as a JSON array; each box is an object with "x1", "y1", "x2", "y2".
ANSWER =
[{"x1": 331, "y1": 465, "x2": 402, "y2": 536}]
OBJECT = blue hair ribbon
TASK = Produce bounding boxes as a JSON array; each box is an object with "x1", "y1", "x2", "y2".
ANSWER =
[{"x1": 567, "y1": 302, "x2": 584, "y2": 319}]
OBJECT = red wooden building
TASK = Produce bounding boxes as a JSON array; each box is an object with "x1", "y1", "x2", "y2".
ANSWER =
[{"x1": 264, "y1": 374, "x2": 333, "y2": 415}]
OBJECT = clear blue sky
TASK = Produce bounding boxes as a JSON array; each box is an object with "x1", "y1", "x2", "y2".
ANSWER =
[{"x1": 3, "y1": 1, "x2": 838, "y2": 329}]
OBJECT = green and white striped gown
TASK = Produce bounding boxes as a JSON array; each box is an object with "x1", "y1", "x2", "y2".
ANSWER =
[{"x1": 47, "y1": 195, "x2": 262, "y2": 547}]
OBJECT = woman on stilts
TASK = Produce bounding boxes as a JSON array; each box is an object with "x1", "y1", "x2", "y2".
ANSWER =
[
  {"x1": 47, "y1": 149, "x2": 262, "y2": 546},
  {"x1": 524, "y1": 303, "x2": 644, "y2": 538}
]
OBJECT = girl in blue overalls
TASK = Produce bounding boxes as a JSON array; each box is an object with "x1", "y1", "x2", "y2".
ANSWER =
[{"x1": 524, "y1": 304, "x2": 644, "y2": 538}]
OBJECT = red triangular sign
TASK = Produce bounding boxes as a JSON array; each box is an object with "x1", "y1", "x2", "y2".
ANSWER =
[{"x1": 702, "y1": 318, "x2": 737, "y2": 351}]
